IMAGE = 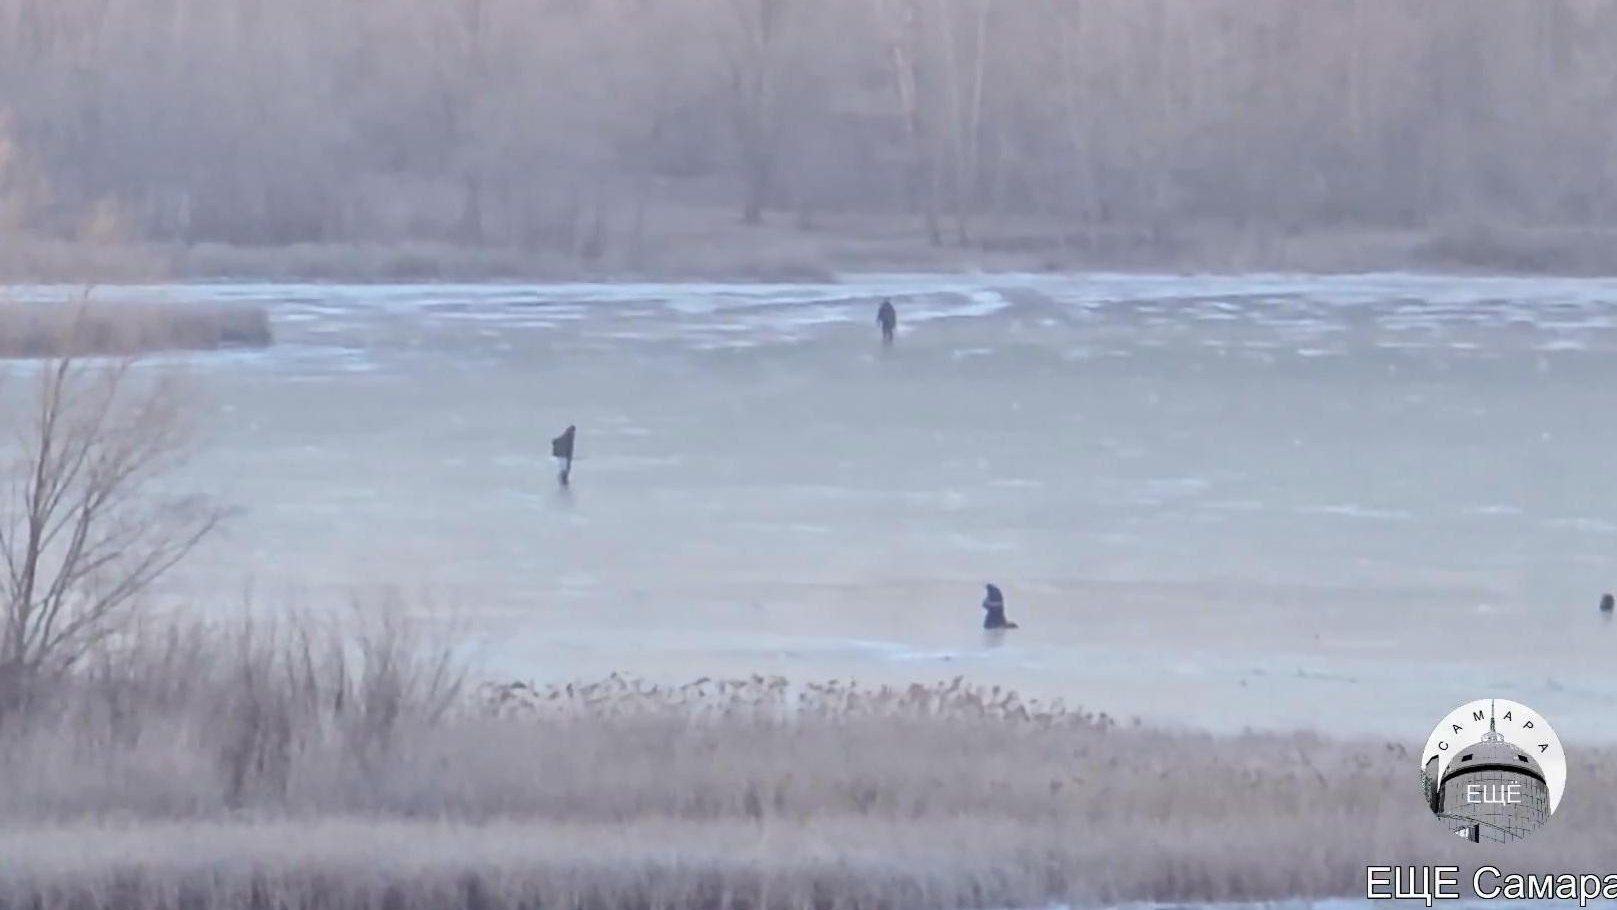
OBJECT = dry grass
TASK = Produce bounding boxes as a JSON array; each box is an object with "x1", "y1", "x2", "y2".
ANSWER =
[
  {"x1": 0, "y1": 606, "x2": 1611, "y2": 908},
  {"x1": 179, "y1": 241, "x2": 581, "y2": 282},
  {"x1": 10, "y1": 205, "x2": 1617, "y2": 285},
  {"x1": 0, "y1": 238, "x2": 170, "y2": 285},
  {"x1": 0, "y1": 300, "x2": 272, "y2": 358},
  {"x1": 1414, "y1": 221, "x2": 1617, "y2": 275},
  {"x1": 17, "y1": 208, "x2": 1617, "y2": 284}
]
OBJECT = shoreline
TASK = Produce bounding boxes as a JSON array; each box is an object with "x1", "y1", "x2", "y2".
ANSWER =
[
  {"x1": 5, "y1": 263, "x2": 1604, "y2": 286},
  {"x1": 7, "y1": 261, "x2": 1617, "y2": 295},
  {"x1": 9, "y1": 220, "x2": 1617, "y2": 286}
]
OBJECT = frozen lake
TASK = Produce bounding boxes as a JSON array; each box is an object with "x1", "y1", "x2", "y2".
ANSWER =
[{"x1": 10, "y1": 272, "x2": 1617, "y2": 743}]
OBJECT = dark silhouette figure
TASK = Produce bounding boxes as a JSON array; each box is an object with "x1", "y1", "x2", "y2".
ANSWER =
[
  {"x1": 982, "y1": 583, "x2": 1018, "y2": 630},
  {"x1": 1602, "y1": 593, "x2": 1614, "y2": 617},
  {"x1": 551, "y1": 425, "x2": 576, "y2": 486},
  {"x1": 877, "y1": 298, "x2": 897, "y2": 346}
]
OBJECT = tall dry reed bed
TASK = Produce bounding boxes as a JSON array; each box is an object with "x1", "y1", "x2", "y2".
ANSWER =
[
  {"x1": 0, "y1": 300, "x2": 272, "y2": 358},
  {"x1": 0, "y1": 610, "x2": 1610, "y2": 909}
]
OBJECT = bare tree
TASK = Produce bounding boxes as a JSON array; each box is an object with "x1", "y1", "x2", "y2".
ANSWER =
[
  {"x1": 935, "y1": 0, "x2": 994, "y2": 244},
  {"x1": 874, "y1": 0, "x2": 942, "y2": 245},
  {"x1": 0, "y1": 308, "x2": 226, "y2": 714},
  {"x1": 719, "y1": 0, "x2": 798, "y2": 225},
  {"x1": 7, "y1": 0, "x2": 1617, "y2": 260}
]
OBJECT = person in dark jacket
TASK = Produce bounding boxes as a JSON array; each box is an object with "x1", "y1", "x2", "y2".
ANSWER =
[
  {"x1": 877, "y1": 298, "x2": 897, "y2": 346},
  {"x1": 1601, "y1": 593, "x2": 1614, "y2": 617},
  {"x1": 982, "y1": 583, "x2": 1018, "y2": 630},
  {"x1": 551, "y1": 425, "x2": 576, "y2": 486}
]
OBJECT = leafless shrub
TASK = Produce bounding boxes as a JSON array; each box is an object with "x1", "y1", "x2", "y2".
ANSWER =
[{"x1": 0, "y1": 331, "x2": 228, "y2": 714}]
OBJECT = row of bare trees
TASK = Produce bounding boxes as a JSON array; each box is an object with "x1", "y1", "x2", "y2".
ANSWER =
[{"x1": 3, "y1": 0, "x2": 1617, "y2": 253}]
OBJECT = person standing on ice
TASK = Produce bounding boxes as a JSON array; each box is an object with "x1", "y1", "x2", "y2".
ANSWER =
[
  {"x1": 877, "y1": 298, "x2": 897, "y2": 347},
  {"x1": 551, "y1": 424, "x2": 576, "y2": 486},
  {"x1": 982, "y1": 583, "x2": 1018, "y2": 630}
]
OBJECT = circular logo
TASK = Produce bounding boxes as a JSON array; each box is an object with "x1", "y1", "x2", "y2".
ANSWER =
[{"x1": 1419, "y1": 698, "x2": 1565, "y2": 844}]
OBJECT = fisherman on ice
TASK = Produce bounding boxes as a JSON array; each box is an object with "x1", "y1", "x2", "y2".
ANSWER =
[{"x1": 551, "y1": 424, "x2": 577, "y2": 486}]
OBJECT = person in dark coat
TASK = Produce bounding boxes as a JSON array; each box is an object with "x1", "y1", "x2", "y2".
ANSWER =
[
  {"x1": 877, "y1": 298, "x2": 897, "y2": 346},
  {"x1": 982, "y1": 583, "x2": 1018, "y2": 630},
  {"x1": 1601, "y1": 593, "x2": 1614, "y2": 617},
  {"x1": 551, "y1": 425, "x2": 576, "y2": 486}
]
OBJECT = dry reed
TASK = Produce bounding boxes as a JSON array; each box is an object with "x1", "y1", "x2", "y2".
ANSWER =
[
  {"x1": 0, "y1": 300, "x2": 272, "y2": 358},
  {"x1": 0, "y1": 606, "x2": 1610, "y2": 909}
]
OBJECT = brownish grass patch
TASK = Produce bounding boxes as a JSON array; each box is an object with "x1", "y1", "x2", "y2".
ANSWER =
[{"x1": 0, "y1": 300, "x2": 272, "y2": 358}]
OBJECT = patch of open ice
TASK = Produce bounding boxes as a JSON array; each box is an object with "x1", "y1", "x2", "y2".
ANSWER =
[
  {"x1": 1537, "y1": 338, "x2": 1590, "y2": 351},
  {"x1": 1543, "y1": 517, "x2": 1617, "y2": 534},
  {"x1": 1204, "y1": 500, "x2": 1265, "y2": 512},
  {"x1": 987, "y1": 478, "x2": 1044, "y2": 490},
  {"x1": 1295, "y1": 504, "x2": 1415, "y2": 522},
  {"x1": 1463, "y1": 504, "x2": 1522, "y2": 516},
  {"x1": 1316, "y1": 638, "x2": 1399, "y2": 650}
]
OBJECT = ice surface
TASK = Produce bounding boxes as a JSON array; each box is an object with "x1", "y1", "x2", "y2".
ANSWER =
[{"x1": 19, "y1": 272, "x2": 1617, "y2": 742}]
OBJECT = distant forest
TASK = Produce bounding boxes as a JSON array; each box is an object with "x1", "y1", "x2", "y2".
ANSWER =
[{"x1": 2, "y1": 0, "x2": 1615, "y2": 269}]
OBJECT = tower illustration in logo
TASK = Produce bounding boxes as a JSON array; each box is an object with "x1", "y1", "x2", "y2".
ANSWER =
[{"x1": 1419, "y1": 698, "x2": 1565, "y2": 844}]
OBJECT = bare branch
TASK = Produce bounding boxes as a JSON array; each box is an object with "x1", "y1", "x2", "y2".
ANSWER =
[{"x1": 0, "y1": 340, "x2": 226, "y2": 710}]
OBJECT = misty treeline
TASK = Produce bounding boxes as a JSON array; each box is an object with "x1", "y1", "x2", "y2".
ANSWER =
[{"x1": 2, "y1": 0, "x2": 1615, "y2": 259}]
